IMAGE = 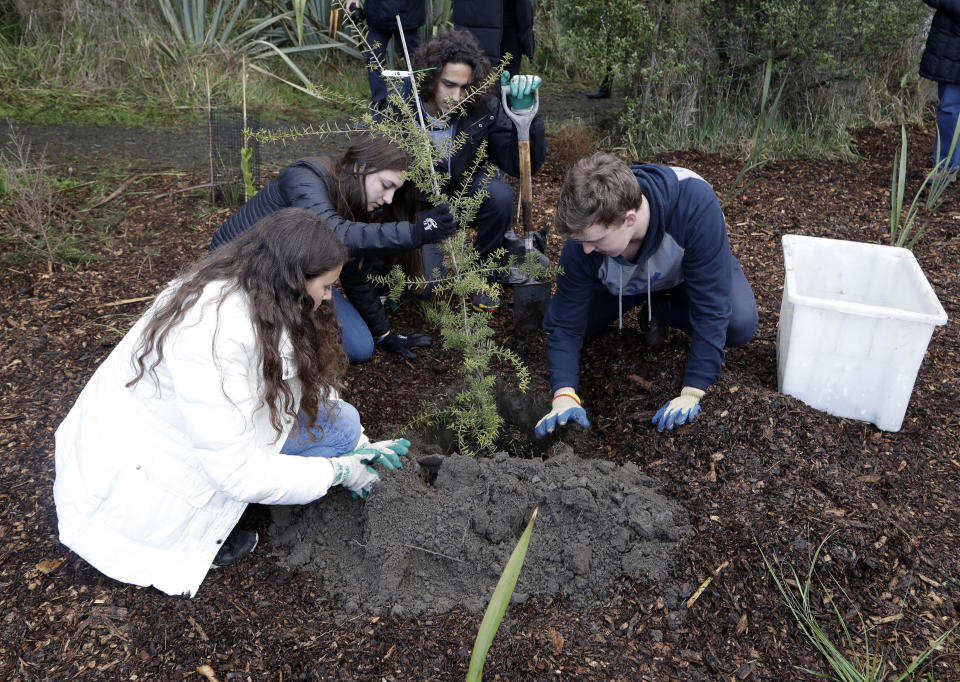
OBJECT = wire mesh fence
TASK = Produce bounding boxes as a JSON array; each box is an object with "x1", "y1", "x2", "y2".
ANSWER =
[{"x1": 209, "y1": 108, "x2": 260, "y2": 206}]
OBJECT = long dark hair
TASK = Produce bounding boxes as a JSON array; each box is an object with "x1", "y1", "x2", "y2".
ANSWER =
[
  {"x1": 128, "y1": 208, "x2": 350, "y2": 438},
  {"x1": 413, "y1": 28, "x2": 494, "y2": 117},
  {"x1": 323, "y1": 133, "x2": 423, "y2": 277},
  {"x1": 324, "y1": 133, "x2": 418, "y2": 223}
]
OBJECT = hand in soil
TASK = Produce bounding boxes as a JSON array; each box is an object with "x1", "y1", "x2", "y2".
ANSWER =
[
  {"x1": 534, "y1": 391, "x2": 590, "y2": 438},
  {"x1": 366, "y1": 438, "x2": 411, "y2": 469},
  {"x1": 378, "y1": 331, "x2": 432, "y2": 359},
  {"x1": 651, "y1": 386, "x2": 704, "y2": 431}
]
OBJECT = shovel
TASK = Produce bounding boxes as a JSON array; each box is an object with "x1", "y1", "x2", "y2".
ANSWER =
[{"x1": 501, "y1": 81, "x2": 551, "y2": 333}]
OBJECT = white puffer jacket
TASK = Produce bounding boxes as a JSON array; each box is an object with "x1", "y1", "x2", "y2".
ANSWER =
[{"x1": 54, "y1": 280, "x2": 347, "y2": 597}]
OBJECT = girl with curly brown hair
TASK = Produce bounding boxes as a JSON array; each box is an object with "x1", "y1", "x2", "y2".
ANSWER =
[{"x1": 54, "y1": 208, "x2": 410, "y2": 597}]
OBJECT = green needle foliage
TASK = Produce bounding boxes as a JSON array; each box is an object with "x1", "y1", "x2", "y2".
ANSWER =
[
  {"x1": 761, "y1": 534, "x2": 957, "y2": 681},
  {"x1": 253, "y1": 1, "x2": 544, "y2": 455},
  {"x1": 467, "y1": 507, "x2": 538, "y2": 682}
]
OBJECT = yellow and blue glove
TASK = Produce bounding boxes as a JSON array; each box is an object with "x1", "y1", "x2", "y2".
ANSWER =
[
  {"x1": 652, "y1": 387, "x2": 704, "y2": 432},
  {"x1": 535, "y1": 391, "x2": 589, "y2": 439}
]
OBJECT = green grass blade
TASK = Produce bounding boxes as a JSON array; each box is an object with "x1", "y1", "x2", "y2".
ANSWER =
[
  {"x1": 893, "y1": 621, "x2": 958, "y2": 682},
  {"x1": 466, "y1": 507, "x2": 538, "y2": 682},
  {"x1": 248, "y1": 39, "x2": 312, "y2": 85}
]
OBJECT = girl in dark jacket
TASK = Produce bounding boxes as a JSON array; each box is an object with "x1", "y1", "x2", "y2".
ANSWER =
[{"x1": 210, "y1": 134, "x2": 457, "y2": 362}]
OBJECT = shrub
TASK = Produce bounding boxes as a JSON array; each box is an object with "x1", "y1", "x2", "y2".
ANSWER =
[{"x1": 0, "y1": 124, "x2": 84, "y2": 273}]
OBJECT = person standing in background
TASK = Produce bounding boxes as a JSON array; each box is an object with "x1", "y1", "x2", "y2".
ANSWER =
[
  {"x1": 919, "y1": 0, "x2": 960, "y2": 169},
  {"x1": 348, "y1": 0, "x2": 426, "y2": 110},
  {"x1": 453, "y1": 0, "x2": 534, "y2": 77}
]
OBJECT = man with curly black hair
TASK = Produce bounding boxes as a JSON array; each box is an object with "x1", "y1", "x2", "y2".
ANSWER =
[{"x1": 405, "y1": 28, "x2": 546, "y2": 312}]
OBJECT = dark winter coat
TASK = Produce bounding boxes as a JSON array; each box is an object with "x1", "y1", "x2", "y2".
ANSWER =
[
  {"x1": 544, "y1": 165, "x2": 735, "y2": 393},
  {"x1": 209, "y1": 159, "x2": 422, "y2": 337},
  {"x1": 210, "y1": 159, "x2": 419, "y2": 253},
  {"x1": 920, "y1": 0, "x2": 960, "y2": 84},
  {"x1": 364, "y1": 0, "x2": 425, "y2": 31},
  {"x1": 452, "y1": 0, "x2": 534, "y2": 66}
]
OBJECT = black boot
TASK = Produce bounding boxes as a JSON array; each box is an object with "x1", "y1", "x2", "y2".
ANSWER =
[
  {"x1": 212, "y1": 528, "x2": 258, "y2": 567},
  {"x1": 587, "y1": 77, "x2": 611, "y2": 99}
]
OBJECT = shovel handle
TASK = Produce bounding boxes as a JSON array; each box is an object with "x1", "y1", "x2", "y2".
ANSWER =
[
  {"x1": 518, "y1": 140, "x2": 533, "y2": 235},
  {"x1": 500, "y1": 85, "x2": 539, "y2": 141}
]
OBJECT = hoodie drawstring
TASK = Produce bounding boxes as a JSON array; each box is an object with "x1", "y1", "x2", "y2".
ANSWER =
[
  {"x1": 618, "y1": 269, "x2": 623, "y2": 330},
  {"x1": 647, "y1": 268, "x2": 652, "y2": 322}
]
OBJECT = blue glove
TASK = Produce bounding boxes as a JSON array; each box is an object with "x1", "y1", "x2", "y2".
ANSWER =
[
  {"x1": 366, "y1": 438, "x2": 411, "y2": 470},
  {"x1": 500, "y1": 71, "x2": 542, "y2": 111},
  {"x1": 534, "y1": 391, "x2": 589, "y2": 438},
  {"x1": 652, "y1": 387, "x2": 705, "y2": 432}
]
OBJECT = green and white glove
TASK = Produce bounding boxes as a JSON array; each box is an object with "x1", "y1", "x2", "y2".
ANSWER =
[
  {"x1": 501, "y1": 71, "x2": 542, "y2": 111},
  {"x1": 331, "y1": 447, "x2": 381, "y2": 498},
  {"x1": 366, "y1": 438, "x2": 411, "y2": 470},
  {"x1": 651, "y1": 386, "x2": 705, "y2": 432}
]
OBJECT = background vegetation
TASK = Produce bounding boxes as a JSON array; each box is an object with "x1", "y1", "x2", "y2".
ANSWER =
[{"x1": 0, "y1": 0, "x2": 938, "y2": 158}]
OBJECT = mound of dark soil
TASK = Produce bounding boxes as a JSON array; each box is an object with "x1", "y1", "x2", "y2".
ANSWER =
[{"x1": 271, "y1": 445, "x2": 692, "y2": 616}]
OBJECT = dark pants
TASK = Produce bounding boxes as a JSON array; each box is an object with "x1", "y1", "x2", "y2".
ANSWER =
[
  {"x1": 935, "y1": 83, "x2": 960, "y2": 169},
  {"x1": 584, "y1": 259, "x2": 758, "y2": 347},
  {"x1": 365, "y1": 25, "x2": 420, "y2": 108}
]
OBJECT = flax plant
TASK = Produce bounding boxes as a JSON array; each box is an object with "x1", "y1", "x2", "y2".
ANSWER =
[
  {"x1": 467, "y1": 508, "x2": 538, "y2": 682},
  {"x1": 889, "y1": 124, "x2": 959, "y2": 249}
]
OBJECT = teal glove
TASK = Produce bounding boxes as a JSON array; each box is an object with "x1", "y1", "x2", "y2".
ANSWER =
[
  {"x1": 500, "y1": 71, "x2": 542, "y2": 111},
  {"x1": 331, "y1": 447, "x2": 381, "y2": 498},
  {"x1": 366, "y1": 438, "x2": 411, "y2": 470},
  {"x1": 651, "y1": 387, "x2": 705, "y2": 432}
]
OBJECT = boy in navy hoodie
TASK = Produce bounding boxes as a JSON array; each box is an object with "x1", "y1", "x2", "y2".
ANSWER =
[{"x1": 534, "y1": 152, "x2": 758, "y2": 437}]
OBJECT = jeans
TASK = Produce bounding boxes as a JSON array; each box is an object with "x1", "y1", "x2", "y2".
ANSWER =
[
  {"x1": 935, "y1": 83, "x2": 960, "y2": 170},
  {"x1": 333, "y1": 287, "x2": 374, "y2": 363},
  {"x1": 583, "y1": 258, "x2": 759, "y2": 347},
  {"x1": 366, "y1": 25, "x2": 420, "y2": 108},
  {"x1": 280, "y1": 400, "x2": 363, "y2": 458}
]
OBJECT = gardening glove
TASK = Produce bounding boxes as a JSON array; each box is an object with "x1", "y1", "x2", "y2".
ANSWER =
[
  {"x1": 377, "y1": 331, "x2": 432, "y2": 359},
  {"x1": 410, "y1": 203, "x2": 458, "y2": 247},
  {"x1": 534, "y1": 391, "x2": 590, "y2": 439},
  {"x1": 501, "y1": 71, "x2": 542, "y2": 112},
  {"x1": 331, "y1": 447, "x2": 381, "y2": 498},
  {"x1": 651, "y1": 386, "x2": 705, "y2": 432},
  {"x1": 366, "y1": 438, "x2": 411, "y2": 470}
]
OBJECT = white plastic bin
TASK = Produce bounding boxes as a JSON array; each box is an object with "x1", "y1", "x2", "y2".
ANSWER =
[{"x1": 777, "y1": 235, "x2": 947, "y2": 431}]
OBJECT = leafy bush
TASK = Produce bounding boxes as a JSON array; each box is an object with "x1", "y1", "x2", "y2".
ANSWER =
[{"x1": 537, "y1": 0, "x2": 931, "y2": 158}]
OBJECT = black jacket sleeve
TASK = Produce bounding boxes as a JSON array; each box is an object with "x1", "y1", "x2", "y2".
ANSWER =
[
  {"x1": 211, "y1": 158, "x2": 424, "y2": 254},
  {"x1": 278, "y1": 160, "x2": 422, "y2": 254}
]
